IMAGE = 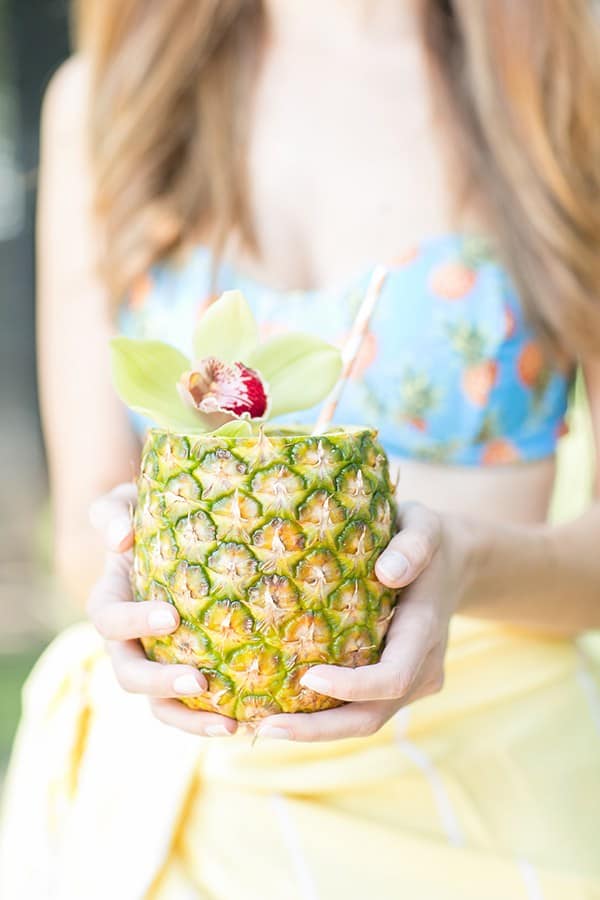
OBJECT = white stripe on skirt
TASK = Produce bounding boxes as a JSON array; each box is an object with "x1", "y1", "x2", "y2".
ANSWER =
[
  {"x1": 517, "y1": 859, "x2": 545, "y2": 900},
  {"x1": 270, "y1": 793, "x2": 320, "y2": 900},
  {"x1": 393, "y1": 710, "x2": 465, "y2": 848}
]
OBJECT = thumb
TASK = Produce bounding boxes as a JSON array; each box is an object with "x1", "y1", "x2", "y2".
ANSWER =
[
  {"x1": 89, "y1": 482, "x2": 137, "y2": 552},
  {"x1": 375, "y1": 502, "x2": 441, "y2": 588}
]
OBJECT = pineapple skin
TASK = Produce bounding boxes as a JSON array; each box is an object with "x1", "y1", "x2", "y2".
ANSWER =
[{"x1": 133, "y1": 427, "x2": 398, "y2": 723}]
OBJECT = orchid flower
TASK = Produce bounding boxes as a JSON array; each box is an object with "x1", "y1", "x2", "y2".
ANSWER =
[{"x1": 110, "y1": 290, "x2": 342, "y2": 434}]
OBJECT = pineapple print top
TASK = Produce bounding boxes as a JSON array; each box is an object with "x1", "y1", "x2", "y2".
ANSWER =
[{"x1": 118, "y1": 234, "x2": 571, "y2": 466}]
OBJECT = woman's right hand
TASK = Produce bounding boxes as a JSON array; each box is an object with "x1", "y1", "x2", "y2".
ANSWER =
[{"x1": 87, "y1": 483, "x2": 238, "y2": 738}]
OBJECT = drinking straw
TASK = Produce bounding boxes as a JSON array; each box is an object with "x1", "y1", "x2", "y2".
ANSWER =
[{"x1": 312, "y1": 265, "x2": 388, "y2": 435}]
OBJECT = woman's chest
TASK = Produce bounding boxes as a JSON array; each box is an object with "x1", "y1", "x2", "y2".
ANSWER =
[{"x1": 240, "y1": 41, "x2": 450, "y2": 291}]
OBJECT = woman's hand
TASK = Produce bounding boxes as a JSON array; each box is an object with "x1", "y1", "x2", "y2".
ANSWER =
[
  {"x1": 88, "y1": 490, "x2": 466, "y2": 742},
  {"x1": 256, "y1": 503, "x2": 466, "y2": 742},
  {"x1": 87, "y1": 484, "x2": 238, "y2": 737}
]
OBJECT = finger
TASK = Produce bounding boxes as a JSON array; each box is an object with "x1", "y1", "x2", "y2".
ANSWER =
[
  {"x1": 92, "y1": 599, "x2": 180, "y2": 641},
  {"x1": 150, "y1": 698, "x2": 238, "y2": 737},
  {"x1": 300, "y1": 596, "x2": 436, "y2": 701},
  {"x1": 393, "y1": 642, "x2": 445, "y2": 700},
  {"x1": 87, "y1": 550, "x2": 133, "y2": 614},
  {"x1": 89, "y1": 483, "x2": 137, "y2": 528},
  {"x1": 106, "y1": 639, "x2": 208, "y2": 697},
  {"x1": 89, "y1": 483, "x2": 137, "y2": 551},
  {"x1": 255, "y1": 698, "x2": 399, "y2": 743},
  {"x1": 375, "y1": 502, "x2": 441, "y2": 588},
  {"x1": 88, "y1": 556, "x2": 180, "y2": 640},
  {"x1": 258, "y1": 647, "x2": 447, "y2": 743}
]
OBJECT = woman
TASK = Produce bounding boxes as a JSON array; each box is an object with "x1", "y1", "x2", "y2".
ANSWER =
[{"x1": 2, "y1": 0, "x2": 600, "y2": 897}]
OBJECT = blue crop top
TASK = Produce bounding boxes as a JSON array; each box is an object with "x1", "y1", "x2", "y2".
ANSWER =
[{"x1": 118, "y1": 234, "x2": 571, "y2": 465}]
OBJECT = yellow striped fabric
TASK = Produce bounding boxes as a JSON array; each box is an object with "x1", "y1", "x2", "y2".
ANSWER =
[{"x1": 1, "y1": 619, "x2": 600, "y2": 899}]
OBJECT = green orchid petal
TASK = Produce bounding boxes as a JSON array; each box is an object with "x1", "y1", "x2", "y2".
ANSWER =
[
  {"x1": 247, "y1": 333, "x2": 342, "y2": 418},
  {"x1": 193, "y1": 290, "x2": 259, "y2": 363},
  {"x1": 211, "y1": 420, "x2": 254, "y2": 437},
  {"x1": 110, "y1": 337, "x2": 206, "y2": 432}
]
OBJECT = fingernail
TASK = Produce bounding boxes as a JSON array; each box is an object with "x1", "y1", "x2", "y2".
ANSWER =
[
  {"x1": 173, "y1": 674, "x2": 204, "y2": 695},
  {"x1": 377, "y1": 551, "x2": 409, "y2": 584},
  {"x1": 108, "y1": 516, "x2": 132, "y2": 550},
  {"x1": 299, "y1": 673, "x2": 331, "y2": 694},
  {"x1": 148, "y1": 609, "x2": 178, "y2": 633},
  {"x1": 205, "y1": 724, "x2": 233, "y2": 738},
  {"x1": 256, "y1": 726, "x2": 290, "y2": 741}
]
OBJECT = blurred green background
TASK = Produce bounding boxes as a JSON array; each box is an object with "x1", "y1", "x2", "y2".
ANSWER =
[{"x1": 0, "y1": 0, "x2": 70, "y2": 774}]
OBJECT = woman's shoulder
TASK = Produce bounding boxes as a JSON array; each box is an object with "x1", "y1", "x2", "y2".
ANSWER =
[
  {"x1": 41, "y1": 54, "x2": 90, "y2": 142},
  {"x1": 38, "y1": 54, "x2": 95, "y2": 243}
]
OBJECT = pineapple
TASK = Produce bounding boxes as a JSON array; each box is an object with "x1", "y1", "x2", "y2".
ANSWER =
[
  {"x1": 133, "y1": 426, "x2": 397, "y2": 720},
  {"x1": 111, "y1": 291, "x2": 398, "y2": 723}
]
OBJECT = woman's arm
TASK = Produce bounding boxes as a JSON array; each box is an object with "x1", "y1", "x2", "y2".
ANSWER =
[
  {"x1": 39, "y1": 60, "x2": 236, "y2": 735},
  {"x1": 458, "y1": 506, "x2": 600, "y2": 634},
  {"x1": 38, "y1": 58, "x2": 140, "y2": 603},
  {"x1": 458, "y1": 359, "x2": 600, "y2": 634}
]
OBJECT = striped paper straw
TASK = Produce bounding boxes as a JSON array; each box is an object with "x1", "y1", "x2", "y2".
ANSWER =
[{"x1": 312, "y1": 265, "x2": 388, "y2": 435}]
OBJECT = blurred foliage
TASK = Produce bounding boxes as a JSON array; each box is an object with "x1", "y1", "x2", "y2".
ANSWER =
[
  {"x1": 550, "y1": 371, "x2": 595, "y2": 524},
  {"x1": 0, "y1": 0, "x2": 70, "y2": 778}
]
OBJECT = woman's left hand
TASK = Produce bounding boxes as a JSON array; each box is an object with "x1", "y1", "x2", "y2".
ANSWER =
[{"x1": 256, "y1": 503, "x2": 465, "y2": 742}]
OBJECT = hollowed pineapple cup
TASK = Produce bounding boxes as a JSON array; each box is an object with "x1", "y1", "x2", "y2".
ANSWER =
[{"x1": 133, "y1": 426, "x2": 398, "y2": 723}]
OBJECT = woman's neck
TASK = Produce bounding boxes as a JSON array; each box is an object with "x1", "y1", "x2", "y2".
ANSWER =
[{"x1": 264, "y1": 0, "x2": 420, "y2": 48}]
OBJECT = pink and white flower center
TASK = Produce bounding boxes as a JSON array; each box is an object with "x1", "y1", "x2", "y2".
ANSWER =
[{"x1": 178, "y1": 357, "x2": 268, "y2": 420}]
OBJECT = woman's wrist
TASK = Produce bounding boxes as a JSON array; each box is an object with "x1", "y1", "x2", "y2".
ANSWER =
[
  {"x1": 439, "y1": 510, "x2": 486, "y2": 616},
  {"x1": 440, "y1": 511, "x2": 577, "y2": 632}
]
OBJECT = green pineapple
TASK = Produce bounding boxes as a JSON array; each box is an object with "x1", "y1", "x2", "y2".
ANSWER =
[
  {"x1": 133, "y1": 426, "x2": 396, "y2": 720},
  {"x1": 112, "y1": 291, "x2": 398, "y2": 722}
]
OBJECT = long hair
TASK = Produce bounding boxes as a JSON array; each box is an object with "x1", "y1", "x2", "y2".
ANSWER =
[
  {"x1": 75, "y1": 0, "x2": 264, "y2": 298},
  {"x1": 76, "y1": 0, "x2": 600, "y2": 356}
]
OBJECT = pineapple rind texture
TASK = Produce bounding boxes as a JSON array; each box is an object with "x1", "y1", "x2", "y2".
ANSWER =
[{"x1": 134, "y1": 427, "x2": 398, "y2": 722}]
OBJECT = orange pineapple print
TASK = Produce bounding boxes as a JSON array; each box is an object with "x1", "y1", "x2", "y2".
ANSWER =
[
  {"x1": 517, "y1": 341, "x2": 544, "y2": 387},
  {"x1": 474, "y1": 413, "x2": 520, "y2": 465},
  {"x1": 481, "y1": 438, "x2": 520, "y2": 465},
  {"x1": 397, "y1": 369, "x2": 439, "y2": 432},
  {"x1": 447, "y1": 321, "x2": 498, "y2": 407},
  {"x1": 429, "y1": 236, "x2": 493, "y2": 301},
  {"x1": 462, "y1": 361, "x2": 498, "y2": 407},
  {"x1": 430, "y1": 262, "x2": 476, "y2": 300},
  {"x1": 517, "y1": 339, "x2": 552, "y2": 408}
]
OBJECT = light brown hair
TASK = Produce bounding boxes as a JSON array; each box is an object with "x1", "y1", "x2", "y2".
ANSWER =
[{"x1": 76, "y1": 0, "x2": 600, "y2": 356}]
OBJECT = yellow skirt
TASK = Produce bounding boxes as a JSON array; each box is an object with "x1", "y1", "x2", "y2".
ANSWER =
[{"x1": 1, "y1": 618, "x2": 600, "y2": 900}]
